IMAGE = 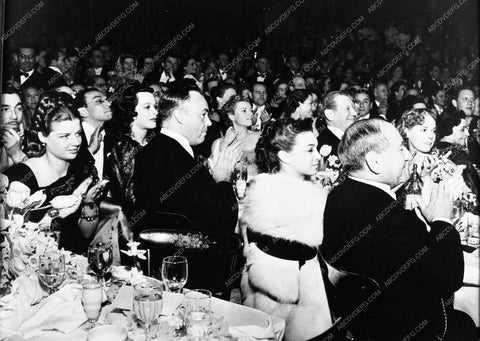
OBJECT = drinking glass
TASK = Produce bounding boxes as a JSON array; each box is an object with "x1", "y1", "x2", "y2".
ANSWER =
[
  {"x1": 234, "y1": 164, "x2": 248, "y2": 200},
  {"x1": 133, "y1": 281, "x2": 163, "y2": 341},
  {"x1": 161, "y1": 256, "x2": 188, "y2": 293},
  {"x1": 38, "y1": 252, "x2": 65, "y2": 294},
  {"x1": 87, "y1": 243, "x2": 113, "y2": 285},
  {"x1": 81, "y1": 279, "x2": 103, "y2": 330},
  {"x1": 184, "y1": 289, "x2": 212, "y2": 341}
]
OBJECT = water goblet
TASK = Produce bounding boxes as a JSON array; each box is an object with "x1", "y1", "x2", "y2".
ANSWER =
[
  {"x1": 234, "y1": 164, "x2": 248, "y2": 200},
  {"x1": 184, "y1": 289, "x2": 212, "y2": 341},
  {"x1": 81, "y1": 279, "x2": 103, "y2": 330},
  {"x1": 161, "y1": 256, "x2": 188, "y2": 293},
  {"x1": 38, "y1": 252, "x2": 65, "y2": 294},
  {"x1": 133, "y1": 281, "x2": 163, "y2": 341},
  {"x1": 87, "y1": 243, "x2": 113, "y2": 285}
]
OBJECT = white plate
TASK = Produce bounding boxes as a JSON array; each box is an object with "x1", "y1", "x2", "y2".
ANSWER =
[{"x1": 87, "y1": 325, "x2": 127, "y2": 341}]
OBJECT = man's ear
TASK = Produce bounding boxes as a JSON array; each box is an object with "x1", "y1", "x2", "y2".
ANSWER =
[
  {"x1": 172, "y1": 107, "x2": 184, "y2": 124},
  {"x1": 452, "y1": 99, "x2": 458, "y2": 109},
  {"x1": 78, "y1": 107, "x2": 89, "y2": 119},
  {"x1": 324, "y1": 108, "x2": 335, "y2": 122},
  {"x1": 38, "y1": 132, "x2": 47, "y2": 144},
  {"x1": 364, "y1": 151, "x2": 382, "y2": 175},
  {"x1": 278, "y1": 150, "x2": 291, "y2": 165}
]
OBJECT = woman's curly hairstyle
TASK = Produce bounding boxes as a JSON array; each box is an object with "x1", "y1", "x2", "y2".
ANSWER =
[
  {"x1": 255, "y1": 118, "x2": 313, "y2": 174},
  {"x1": 218, "y1": 95, "x2": 251, "y2": 134},
  {"x1": 396, "y1": 108, "x2": 436, "y2": 141},
  {"x1": 106, "y1": 84, "x2": 154, "y2": 141}
]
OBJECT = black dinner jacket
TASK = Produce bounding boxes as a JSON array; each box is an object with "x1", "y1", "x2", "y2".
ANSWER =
[
  {"x1": 43, "y1": 67, "x2": 67, "y2": 90},
  {"x1": 245, "y1": 72, "x2": 275, "y2": 91},
  {"x1": 321, "y1": 178, "x2": 464, "y2": 340},
  {"x1": 5, "y1": 68, "x2": 49, "y2": 92},
  {"x1": 316, "y1": 126, "x2": 341, "y2": 156},
  {"x1": 133, "y1": 133, "x2": 238, "y2": 233}
]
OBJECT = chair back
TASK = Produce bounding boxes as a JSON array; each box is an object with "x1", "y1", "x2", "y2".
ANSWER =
[
  {"x1": 138, "y1": 228, "x2": 243, "y2": 300},
  {"x1": 132, "y1": 211, "x2": 192, "y2": 238},
  {"x1": 318, "y1": 250, "x2": 381, "y2": 341}
]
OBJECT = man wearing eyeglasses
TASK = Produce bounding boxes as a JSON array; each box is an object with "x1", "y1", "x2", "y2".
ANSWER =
[
  {"x1": 4, "y1": 44, "x2": 48, "y2": 92},
  {"x1": 76, "y1": 89, "x2": 113, "y2": 179}
]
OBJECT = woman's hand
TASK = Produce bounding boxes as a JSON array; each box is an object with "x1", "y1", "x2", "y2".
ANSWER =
[{"x1": 51, "y1": 177, "x2": 93, "y2": 218}]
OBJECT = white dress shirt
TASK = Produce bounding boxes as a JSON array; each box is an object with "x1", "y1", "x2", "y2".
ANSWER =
[
  {"x1": 20, "y1": 69, "x2": 34, "y2": 84},
  {"x1": 327, "y1": 125, "x2": 344, "y2": 140},
  {"x1": 161, "y1": 128, "x2": 194, "y2": 158},
  {"x1": 82, "y1": 121, "x2": 105, "y2": 179},
  {"x1": 94, "y1": 67, "x2": 103, "y2": 76},
  {"x1": 160, "y1": 71, "x2": 175, "y2": 83}
]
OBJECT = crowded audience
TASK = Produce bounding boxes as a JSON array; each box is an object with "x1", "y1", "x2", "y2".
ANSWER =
[{"x1": 1, "y1": 18, "x2": 479, "y2": 341}]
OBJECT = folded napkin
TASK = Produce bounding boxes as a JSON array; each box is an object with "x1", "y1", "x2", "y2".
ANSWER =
[
  {"x1": 0, "y1": 282, "x2": 87, "y2": 339},
  {"x1": 229, "y1": 317, "x2": 278, "y2": 340}
]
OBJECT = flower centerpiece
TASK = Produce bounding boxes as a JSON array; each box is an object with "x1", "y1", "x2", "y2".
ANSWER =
[{"x1": 117, "y1": 241, "x2": 147, "y2": 283}]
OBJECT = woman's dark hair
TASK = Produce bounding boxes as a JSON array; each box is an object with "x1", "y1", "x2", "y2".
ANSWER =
[
  {"x1": 211, "y1": 82, "x2": 237, "y2": 110},
  {"x1": 107, "y1": 84, "x2": 154, "y2": 139},
  {"x1": 179, "y1": 55, "x2": 198, "y2": 76},
  {"x1": 281, "y1": 89, "x2": 310, "y2": 119},
  {"x1": 32, "y1": 91, "x2": 76, "y2": 134},
  {"x1": 218, "y1": 95, "x2": 250, "y2": 134},
  {"x1": 255, "y1": 118, "x2": 313, "y2": 174},
  {"x1": 436, "y1": 109, "x2": 466, "y2": 140}
]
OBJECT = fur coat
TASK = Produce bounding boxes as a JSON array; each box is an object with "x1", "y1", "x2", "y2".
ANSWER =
[{"x1": 240, "y1": 173, "x2": 332, "y2": 341}]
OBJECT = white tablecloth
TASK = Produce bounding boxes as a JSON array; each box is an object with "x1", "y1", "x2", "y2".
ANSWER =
[
  {"x1": 454, "y1": 250, "x2": 479, "y2": 327},
  {"x1": 4, "y1": 290, "x2": 285, "y2": 341}
]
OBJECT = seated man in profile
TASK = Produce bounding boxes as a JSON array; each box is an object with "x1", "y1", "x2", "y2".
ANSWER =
[
  {"x1": 133, "y1": 82, "x2": 242, "y2": 233},
  {"x1": 321, "y1": 119, "x2": 476, "y2": 340}
]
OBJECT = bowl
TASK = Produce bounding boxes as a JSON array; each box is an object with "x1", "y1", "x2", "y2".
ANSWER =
[{"x1": 87, "y1": 325, "x2": 127, "y2": 341}]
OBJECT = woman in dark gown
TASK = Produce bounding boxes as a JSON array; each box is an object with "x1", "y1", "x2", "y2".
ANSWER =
[
  {"x1": 4, "y1": 104, "x2": 98, "y2": 254},
  {"x1": 105, "y1": 85, "x2": 157, "y2": 215}
]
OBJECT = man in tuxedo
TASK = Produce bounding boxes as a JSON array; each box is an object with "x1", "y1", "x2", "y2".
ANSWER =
[
  {"x1": 43, "y1": 49, "x2": 68, "y2": 89},
  {"x1": 279, "y1": 54, "x2": 302, "y2": 82},
  {"x1": 85, "y1": 47, "x2": 111, "y2": 80},
  {"x1": 370, "y1": 82, "x2": 389, "y2": 119},
  {"x1": 316, "y1": 91, "x2": 357, "y2": 156},
  {"x1": 422, "y1": 63, "x2": 443, "y2": 103},
  {"x1": 4, "y1": 45, "x2": 48, "y2": 92},
  {"x1": 76, "y1": 89, "x2": 113, "y2": 180},
  {"x1": 353, "y1": 89, "x2": 373, "y2": 119},
  {"x1": 251, "y1": 82, "x2": 271, "y2": 128},
  {"x1": 133, "y1": 82, "x2": 241, "y2": 233},
  {"x1": 246, "y1": 56, "x2": 275, "y2": 91},
  {"x1": 322, "y1": 119, "x2": 476, "y2": 340},
  {"x1": 143, "y1": 54, "x2": 178, "y2": 85}
]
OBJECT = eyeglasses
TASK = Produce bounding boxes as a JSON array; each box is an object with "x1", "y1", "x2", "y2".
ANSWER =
[{"x1": 19, "y1": 54, "x2": 35, "y2": 60}]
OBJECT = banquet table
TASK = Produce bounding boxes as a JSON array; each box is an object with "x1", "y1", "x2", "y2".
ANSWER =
[
  {"x1": 454, "y1": 248, "x2": 479, "y2": 327},
  {"x1": 2, "y1": 286, "x2": 285, "y2": 341}
]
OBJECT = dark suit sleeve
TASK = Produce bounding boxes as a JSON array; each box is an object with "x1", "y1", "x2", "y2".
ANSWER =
[
  {"x1": 134, "y1": 139, "x2": 238, "y2": 233},
  {"x1": 403, "y1": 221, "x2": 464, "y2": 296}
]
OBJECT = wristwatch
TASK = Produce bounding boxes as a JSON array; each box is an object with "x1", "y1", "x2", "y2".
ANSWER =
[{"x1": 47, "y1": 208, "x2": 60, "y2": 219}]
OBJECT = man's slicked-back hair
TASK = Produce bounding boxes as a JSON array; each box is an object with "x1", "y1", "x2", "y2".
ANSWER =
[
  {"x1": 338, "y1": 118, "x2": 391, "y2": 172},
  {"x1": 320, "y1": 90, "x2": 347, "y2": 119},
  {"x1": 157, "y1": 81, "x2": 201, "y2": 124}
]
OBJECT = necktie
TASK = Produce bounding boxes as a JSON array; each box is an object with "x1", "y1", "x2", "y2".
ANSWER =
[{"x1": 20, "y1": 71, "x2": 29, "y2": 78}]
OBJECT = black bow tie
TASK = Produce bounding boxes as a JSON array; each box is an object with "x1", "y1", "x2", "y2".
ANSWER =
[
  {"x1": 258, "y1": 73, "x2": 266, "y2": 77},
  {"x1": 19, "y1": 71, "x2": 30, "y2": 77}
]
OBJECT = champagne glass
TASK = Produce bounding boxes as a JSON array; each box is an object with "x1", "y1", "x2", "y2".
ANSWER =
[
  {"x1": 88, "y1": 243, "x2": 113, "y2": 285},
  {"x1": 184, "y1": 289, "x2": 212, "y2": 341},
  {"x1": 133, "y1": 281, "x2": 163, "y2": 341},
  {"x1": 38, "y1": 252, "x2": 65, "y2": 294},
  {"x1": 161, "y1": 256, "x2": 188, "y2": 293},
  {"x1": 234, "y1": 163, "x2": 248, "y2": 200},
  {"x1": 81, "y1": 279, "x2": 103, "y2": 330}
]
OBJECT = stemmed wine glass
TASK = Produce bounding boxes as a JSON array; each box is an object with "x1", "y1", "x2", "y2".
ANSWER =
[
  {"x1": 38, "y1": 252, "x2": 66, "y2": 294},
  {"x1": 81, "y1": 279, "x2": 103, "y2": 330},
  {"x1": 161, "y1": 256, "x2": 188, "y2": 293},
  {"x1": 234, "y1": 162, "x2": 248, "y2": 200},
  {"x1": 133, "y1": 281, "x2": 163, "y2": 341},
  {"x1": 87, "y1": 243, "x2": 113, "y2": 285}
]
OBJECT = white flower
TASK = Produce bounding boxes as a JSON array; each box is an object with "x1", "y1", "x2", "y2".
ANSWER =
[
  {"x1": 5, "y1": 181, "x2": 30, "y2": 209},
  {"x1": 319, "y1": 145, "x2": 332, "y2": 157},
  {"x1": 50, "y1": 195, "x2": 79, "y2": 209},
  {"x1": 121, "y1": 241, "x2": 147, "y2": 260}
]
